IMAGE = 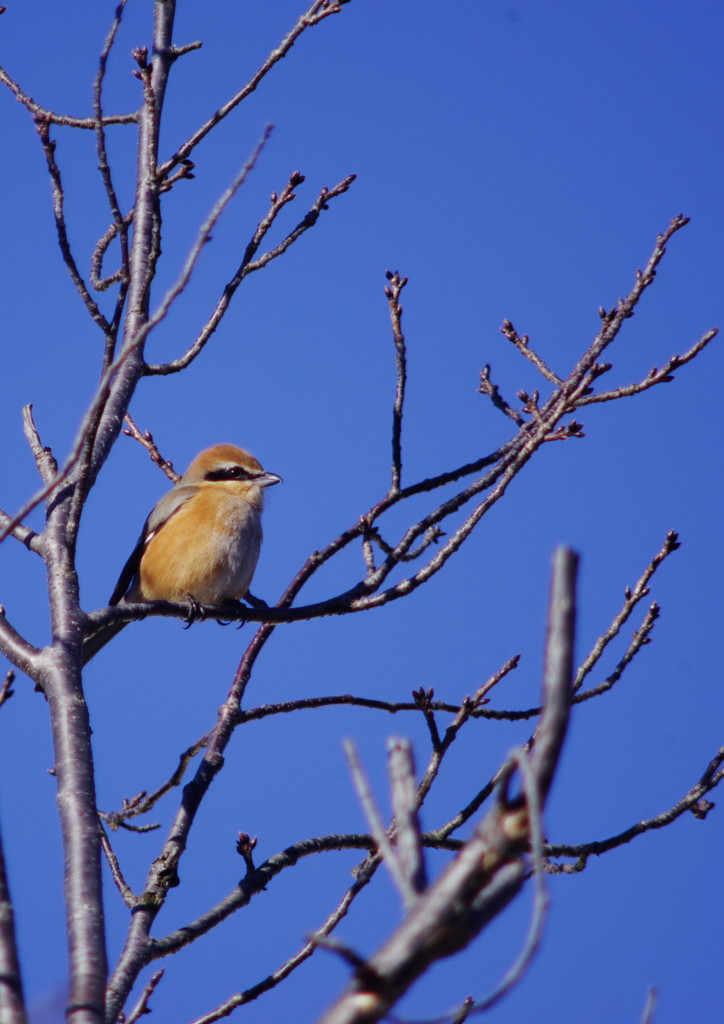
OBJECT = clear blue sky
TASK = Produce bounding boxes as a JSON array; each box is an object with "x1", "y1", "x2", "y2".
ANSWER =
[{"x1": 0, "y1": 1, "x2": 722, "y2": 1022}]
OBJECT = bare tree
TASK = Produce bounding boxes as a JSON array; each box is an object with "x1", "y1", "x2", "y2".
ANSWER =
[{"x1": 0, "y1": 3, "x2": 720, "y2": 1024}]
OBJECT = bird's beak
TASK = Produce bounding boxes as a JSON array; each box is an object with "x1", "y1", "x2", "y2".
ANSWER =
[{"x1": 258, "y1": 472, "x2": 282, "y2": 488}]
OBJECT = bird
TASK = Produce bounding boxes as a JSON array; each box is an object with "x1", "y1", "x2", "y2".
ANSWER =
[{"x1": 82, "y1": 444, "x2": 282, "y2": 664}]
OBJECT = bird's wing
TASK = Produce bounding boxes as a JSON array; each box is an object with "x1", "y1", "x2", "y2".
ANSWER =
[{"x1": 108, "y1": 484, "x2": 200, "y2": 605}]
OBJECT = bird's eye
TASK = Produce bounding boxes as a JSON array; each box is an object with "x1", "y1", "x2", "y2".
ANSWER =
[{"x1": 205, "y1": 465, "x2": 253, "y2": 482}]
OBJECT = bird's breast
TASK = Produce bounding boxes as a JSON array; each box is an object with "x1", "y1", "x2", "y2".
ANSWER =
[{"x1": 138, "y1": 486, "x2": 264, "y2": 604}]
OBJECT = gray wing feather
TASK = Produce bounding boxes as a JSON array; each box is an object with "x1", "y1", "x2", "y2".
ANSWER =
[{"x1": 109, "y1": 484, "x2": 200, "y2": 604}]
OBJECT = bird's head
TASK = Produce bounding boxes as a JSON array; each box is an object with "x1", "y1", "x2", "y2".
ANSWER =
[{"x1": 182, "y1": 444, "x2": 282, "y2": 490}]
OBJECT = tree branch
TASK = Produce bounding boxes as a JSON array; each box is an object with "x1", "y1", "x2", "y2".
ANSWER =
[
  {"x1": 144, "y1": 172, "x2": 356, "y2": 375},
  {"x1": 546, "y1": 747, "x2": 724, "y2": 871},
  {"x1": 573, "y1": 530, "x2": 680, "y2": 692},
  {"x1": 0, "y1": 819, "x2": 26, "y2": 1024},
  {"x1": 386, "y1": 271, "x2": 408, "y2": 492},
  {"x1": 315, "y1": 549, "x2": 576, "y2": 1024},
  {"x1": 0, "y1": 65, "x2": 137, "y2": 128},
  {"x1": 156, "y1": 0, "x2": 354, "y2": 181},
  {"x1": 576, "y1": 328, "x2": 718, "y2": 406},
  {"x1": 92, "y1": 0, "x2": 132, "y2": 368},
  {"x1": 35, "y1": 120, "x2": 112, "y2": 336}
]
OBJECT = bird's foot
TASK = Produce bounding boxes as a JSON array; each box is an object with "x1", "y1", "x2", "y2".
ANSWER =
[
  {"x1": 216, "y1": 598, "x2": 247, "y2": 629},
  {"x1": 181, "y1": 594, "x2": 205, "y2": 629}
]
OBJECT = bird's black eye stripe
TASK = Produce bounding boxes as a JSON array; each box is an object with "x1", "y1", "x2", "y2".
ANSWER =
[{"x1": 204, "y1": 465, "x2": 255, "y2": 482}]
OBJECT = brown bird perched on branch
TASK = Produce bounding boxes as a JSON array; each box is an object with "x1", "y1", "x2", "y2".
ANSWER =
[{"x1": 82, "y1": 444, "x2": 282, "y2": 664}]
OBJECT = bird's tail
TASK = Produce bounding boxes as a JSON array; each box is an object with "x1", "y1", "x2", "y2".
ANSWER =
[{"x1": 82, "y1": 619, "x2": 129, "y2": 666}]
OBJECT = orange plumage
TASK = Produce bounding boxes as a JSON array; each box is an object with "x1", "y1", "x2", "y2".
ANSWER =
[{"x1": 82, "y1": 444, "x2": 281, "y2": 663}]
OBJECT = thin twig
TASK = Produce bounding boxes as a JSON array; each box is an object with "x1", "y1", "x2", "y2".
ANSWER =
[
  {"x1": 477, "y1": 365, "x2": 525, "y2": 425},
  {"x1": 22, "y1": 404, "x2": 57, "y2": 484},
  {"x1": 573, "y1": 602, "x2": 659, "y2": 703},
  {"x1": 500, "y1": 320, "x2": 563, "y2": 385},
  {"x1": 415, "y1": 657, "x2": 521, "y2": 806},
  {"x1": 185, "y1": 858, "x2": 381, "y2": 1024},
  {"x1": 428, "y1": 601, "x2": 659, "y2": 841},
  {"x1": 558, "y1": 215, "x2": 693, "y2": 406},
  {"x1": 546, "y1": 747, "x2": 724, "y2": 871},
  {"x1": 94, "y1": 2, "x2": 129, "y2": 233},
  {"x1": 98, "y1": 821, "x2": 137, "y2": 908},
  {"x1": 101, "y1": 735, "x2": 209, "y2": 825},
  {"x1": 413, "y1": 688, "x2": 443, "y2": 750},
  {"x1": 367, "y1": 524, "x2": 444, "y2": 562},
  {"x1": 122, "y1": 416, "x2": 181, "y2": 483},
  {"x1": 389, "y1": 739, "x2": 427, "y2": 901},
  {"x1": 123, "y1": 970, "x2": 165, "y2": 1024},
  {"x1": 386, "y1": 271, "x2": 408, "y2": 492},
  {"x1": 640, "y1": 987, "x2": 658, "y2": 1024},
  {"x1": 156, "y1": 0, "x2": 353, "y2": 181},
  {"x1": 576, "y1": 329, "x2": 718, "y2": 406},
  {"x1": 222, "y1": 692, "x2": 515, "y2": 725},
  {"x1": 153, "y1": 836, "x2": 381, "y2": 959},
  {"x1": 573, "y1": 530, "x2": 679, "y2": 692},
  {"x1": 450, "y1": 998, "x2": 474, "y2": 1024},
  {"x1": 245, "y1": 176, "x2": 357, "y2": 277},
  {"x1": 428, "y1": 547, "x2": 578, "y2": 849},
  {"x1": 92, "y1": 0, "x2": 131, "y2": 365},
  {"x1": 102, "y1": 675, "x2": 530, "y2": 831},
  {"x1": 344, "y1": 740, "x2": 419, "y2": 908},
  {"x1": 35, "y1": 120, "x2": 112, "y2": 335},
  {"x1": 92, "y1": 210, "x2": 135, "y2": 294},
  {"x1": 0, "y1": 65, "x2": 137, "y2": 127},
  {"x1": 0, "y1": 817, "x2": 26, "y2": 1023},
  {"x1": 0, "y1": 670, "x2": 15, "y2": 709},
  {"x1": 361, "y1": 516, "x2": 378, "y2": 574},
  {"x1": 135, "y1": 127, "x2": 274, "y2": 353},
  {"x1": 145, "y1": 172, "x2": 356, "y2": 375}
]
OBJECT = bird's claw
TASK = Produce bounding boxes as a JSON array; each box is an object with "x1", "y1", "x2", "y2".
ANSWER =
[
  {"x1": 181, "y1": 594, "x2": 205, "y2": 628},
  {"x1": 216, "y1": 598, "x2": 247, "y2": 630}
]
